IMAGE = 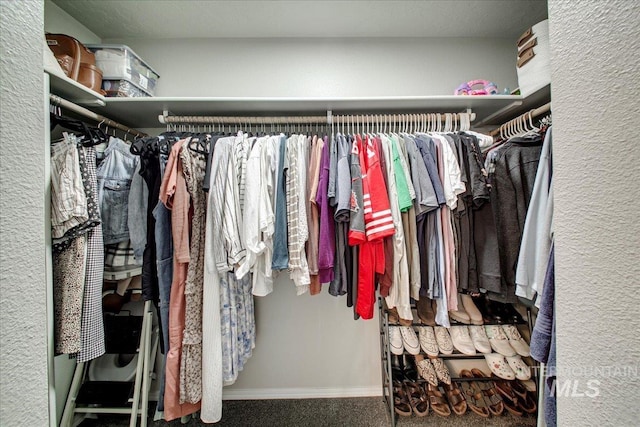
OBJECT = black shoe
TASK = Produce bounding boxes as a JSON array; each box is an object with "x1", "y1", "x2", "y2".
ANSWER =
[
  {"x1": 402, "y1": 354, "x2": 418, "y2": 382},
  {"x1": 499, "y1": 303, "x2": 525, "y2": 324},
  {"x1": 391, "y1": 354, "x2": 404, "y2": 382},
  {"x1": 476, "y1": 296, "x2": 503, "y2": 323}
]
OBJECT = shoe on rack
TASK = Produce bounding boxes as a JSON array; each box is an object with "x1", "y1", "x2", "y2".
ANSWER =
[
  {"x1": 393, "y1": 380, "x2": 413, "y2": 416},
  {"x1": 505, "y1": 355, "x2": 531, "y2": 380},
  {"x1": 402, "y1": 354, "x2": 418, "y2": 381},
  {"x1": 387, "y1": 306, "x2": 400, "y2": 325},
  {"x1": 433, "y1": 326, "x2": 454, "y2": 355},
  {"x1": 449, "y1": 326, "x2": 476, "y2": 355},
  {"x1": 417, "y1": 326, "x2": 439, "y2": 357},
  {"x1": 469, "y1": 368, "x2": 505, "y2": 417},
  {"x1": 499, "y1": 303, "x2": 525, "y2": 324},
  {"x1": 426, "y1": 383, "x2": 452, "y2": 417},
  {"x1": 484, "y1": 353, "x2": 516, "y2": 380},
  {"x1": 442, "y1": 382, "x2": 468, "y2": 416},
  {"x1": 405, "y1": 381, "x2": 430, "y2": 417},
  {"x1": 416, "y1": 297, "x2": 436, "y2": 326},
  {"x1": 501, "y1": 325, "x2": 531, "y2": 357},
  {"x1": 461, "y1": 294, "x2": 484, "y2": 325},
  {"x1": 399, "y1": 326, "x2": 421, "y2": 355},
  {"x1": 414, "y1": 355, "x2": 438, "y2": 386},
  {"x1": 477, "y1": 297, "x2": 504, "y2": 323},
  {"x1": 484, "y1": 325, "x2": 517, "y2": 356},
  {"x1": 449, "y1": 294, "x2": 471, "y2": 324},
  {"x1": 391, "y1": 354, "x2": 404, "y2": 382},
  {"x1": 389, "y1": 326, "x2": 404, "y2": 355},
  {"x1": 430, "y1": 357, "x2": 452, "y2": 385},
  {"x1": 468, "y1": 325, "x2": 492, "y2": 354}
]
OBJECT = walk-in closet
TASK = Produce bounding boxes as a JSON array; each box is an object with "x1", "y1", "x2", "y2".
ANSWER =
[{"x1": 1, "y1": 1, "x2": 639, "y2": 427}]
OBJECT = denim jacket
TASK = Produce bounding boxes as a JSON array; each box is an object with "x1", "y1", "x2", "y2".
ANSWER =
[{"x1": 97, "y1": 137, "x2": 140, "y2": 245}]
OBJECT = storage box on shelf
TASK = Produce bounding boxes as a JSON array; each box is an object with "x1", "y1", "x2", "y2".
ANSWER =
[
  {"x1": 86, "y1": 44, "x2": 160, "y2": 97},
  {"x1": 516, "y1": 20, "x2": 550, "y2": 97}
]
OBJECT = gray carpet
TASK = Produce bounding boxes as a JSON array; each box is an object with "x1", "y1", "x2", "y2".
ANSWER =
[{"x1": 77, "y1": 398, "x2": 537, "y2": 427}]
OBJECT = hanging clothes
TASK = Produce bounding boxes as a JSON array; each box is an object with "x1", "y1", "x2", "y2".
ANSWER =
[
  {"x1": 160, "y1": 139, "x2": 201, "y2": 421},
  {"x1": 179, "y1": 144, "x2": 208, "y2": 404},
  {"x1": 516, "y1": 127, "x2": 554, "y2": 305},
  {"x1": 488, "y1": 134, "x2": 544, "y2": 303},
  {"x1": 76, "y1": 145, "x2": 105, "y2": 363}
]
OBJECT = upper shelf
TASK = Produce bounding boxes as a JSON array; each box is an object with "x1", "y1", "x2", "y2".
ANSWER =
[
  {"x1": 46, "y1": 69, "x2": 550, "y2": 129},
  {"x1": 47, "y1": 66, "x2": 107, "y2": 107},
  {"x1": 101, "y1": 95, "x2": 527, "y2": 128}
]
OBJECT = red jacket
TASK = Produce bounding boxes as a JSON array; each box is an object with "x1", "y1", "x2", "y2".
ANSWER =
[{"x1": 360, "y1": 135, "x2": 395, "y2": 241}]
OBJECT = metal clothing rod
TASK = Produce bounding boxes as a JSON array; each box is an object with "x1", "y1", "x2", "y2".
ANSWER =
[
  {"x1": 158, "y1": 110, "x2": 477, "y2": 126},
  {"x1": 490, "y1": 102, "x2": 551, "y2": 137},
  {"x1": 159, "y1": 114, "x2": 330, "y2": 125},
  {"x1": 50, "y1": 94, "x2": 146, "y2": 138}
]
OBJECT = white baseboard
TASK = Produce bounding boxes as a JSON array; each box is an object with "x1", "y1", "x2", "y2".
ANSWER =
[{"x1": 222, "y1": 386, "x2": 383, "y2": 400}]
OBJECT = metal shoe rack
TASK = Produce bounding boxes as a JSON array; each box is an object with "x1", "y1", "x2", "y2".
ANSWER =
[{"x1": 378, "y1": 297, "x2": 538, "y2": 426}]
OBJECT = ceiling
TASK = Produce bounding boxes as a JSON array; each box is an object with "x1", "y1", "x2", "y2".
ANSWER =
[{"x1": 51, "y1": 0, "x2": 548, "y2": 40}]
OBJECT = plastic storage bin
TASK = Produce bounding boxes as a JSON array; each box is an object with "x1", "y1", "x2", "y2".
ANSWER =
[{"x1": 85, "y1": 44, "x2": 160, "y2": 96}]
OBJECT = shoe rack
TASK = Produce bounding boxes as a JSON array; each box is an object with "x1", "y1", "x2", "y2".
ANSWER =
[{"x1": 378, "y1": 297, "x2": 539, "y2": 426}]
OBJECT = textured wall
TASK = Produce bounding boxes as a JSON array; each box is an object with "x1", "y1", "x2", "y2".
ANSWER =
[
  {"x1": 0, "y1": 1, "x2": 49, "y2": 426},
  {"x1": 103, "y1": 37, "x2": 520, "y2": 97},
  {"x1": 44, "y1": 0, "x2": 101, "y2": 44},
  {"x1": 549, "y1": 0, "x2": 640, "y2": 424}
]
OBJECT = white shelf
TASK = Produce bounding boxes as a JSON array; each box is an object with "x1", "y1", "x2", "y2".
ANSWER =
[
  {"x1": 46, "y1": 67, "x2": 106, "y2": 107},
  {"x1": 475, "y1": 84, "x2": 551, "y2": 127},
  {"x1": 95, "y1": 95, "x2": 526, "y2": 128},
  {"x1": 47, "y1": 67, "x2": 548, "y2": 129}
]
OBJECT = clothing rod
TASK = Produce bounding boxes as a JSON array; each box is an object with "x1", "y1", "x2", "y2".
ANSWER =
[
  {"x1": 49, "y1": 94, "x2": 147, "y2": 138},
  {"x1": 157, "y1": 111, "x2": 477, "y2": 125},
  {"x1": 490, "y1": 102, "x2": 551, "y2": 137}
]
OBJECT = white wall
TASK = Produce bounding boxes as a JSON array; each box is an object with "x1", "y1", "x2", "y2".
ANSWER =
[
  {"x1": 223, "y1": 276, "x2": 382, "y2": 398},
  {"x1": 103, "y1": 37, "x2": 519, "y2": 97},
  {"x1": 549, "y1": 0, "x2": 640, "y2": 425},
  {"x1": 0, "y1": 1, "x2": 49, "y2": 426},
  {"x1": 44, "y1": 0, "x2": 101, "y2": 44}
]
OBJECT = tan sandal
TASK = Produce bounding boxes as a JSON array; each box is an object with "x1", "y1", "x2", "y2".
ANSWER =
[
  {"x1": 426, "y1": 384, "x2": 451, "y2": 417},
  {"x1": 405, "y1": 381, "x2": 430, "y2": 417},
  {"x1": 459, "y1": 370, "x2": 490, "y2": 418},
  {"x1": 443, "y1": 382, "x2": 467, "y2": 415},
  {"x1": 470, "y1": 368, "x2": 504, "y2": 416},
  {"x1": 494, "y1": 378, "x2": 524, "y2": 416},
  {"x1": 393, "y1": 380, "x2": 412, "y2": 416}
]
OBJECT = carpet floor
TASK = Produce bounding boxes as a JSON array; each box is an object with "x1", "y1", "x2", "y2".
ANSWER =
[{"x1": 77, "y1": 397, "x2": 537, "y2": 427}]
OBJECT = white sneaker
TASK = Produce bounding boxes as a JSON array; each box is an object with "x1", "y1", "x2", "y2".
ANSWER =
[
  {"x1": 502, "y1": 325, "x2": 531, "y2": 357},
  {"x1": 468, "y1": 325, "x2": 492, "y2": 354},
  {"x1": 417, "y1": 326, "x2": 439, "y2": 357},
  {"x1": 433, "y1": 326, "x2": 454, "y2": 355},
  {"x1": 484, "y1": 325, "x2": 517, "y2": 356},
  {"x1": 449, "y1": 326, "x2": 476, "y2": 355},
  {"x1": 389, "y1": 326, "x2": 403, "y2": 355},
  {"x1": 506, "y1": 355, "x2": 531, "y2": 380},
  {"x1": 399, "y1": 326, "x2": 420, "y2": 355}
]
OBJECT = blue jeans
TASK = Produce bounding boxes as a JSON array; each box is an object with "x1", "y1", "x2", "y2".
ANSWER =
[
  {"x1": 153, "y1": 154, "x2": 173, "y2": 412},
  {"x1": 97, "y1": 137, "x2": 139, "y2": 244}
]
